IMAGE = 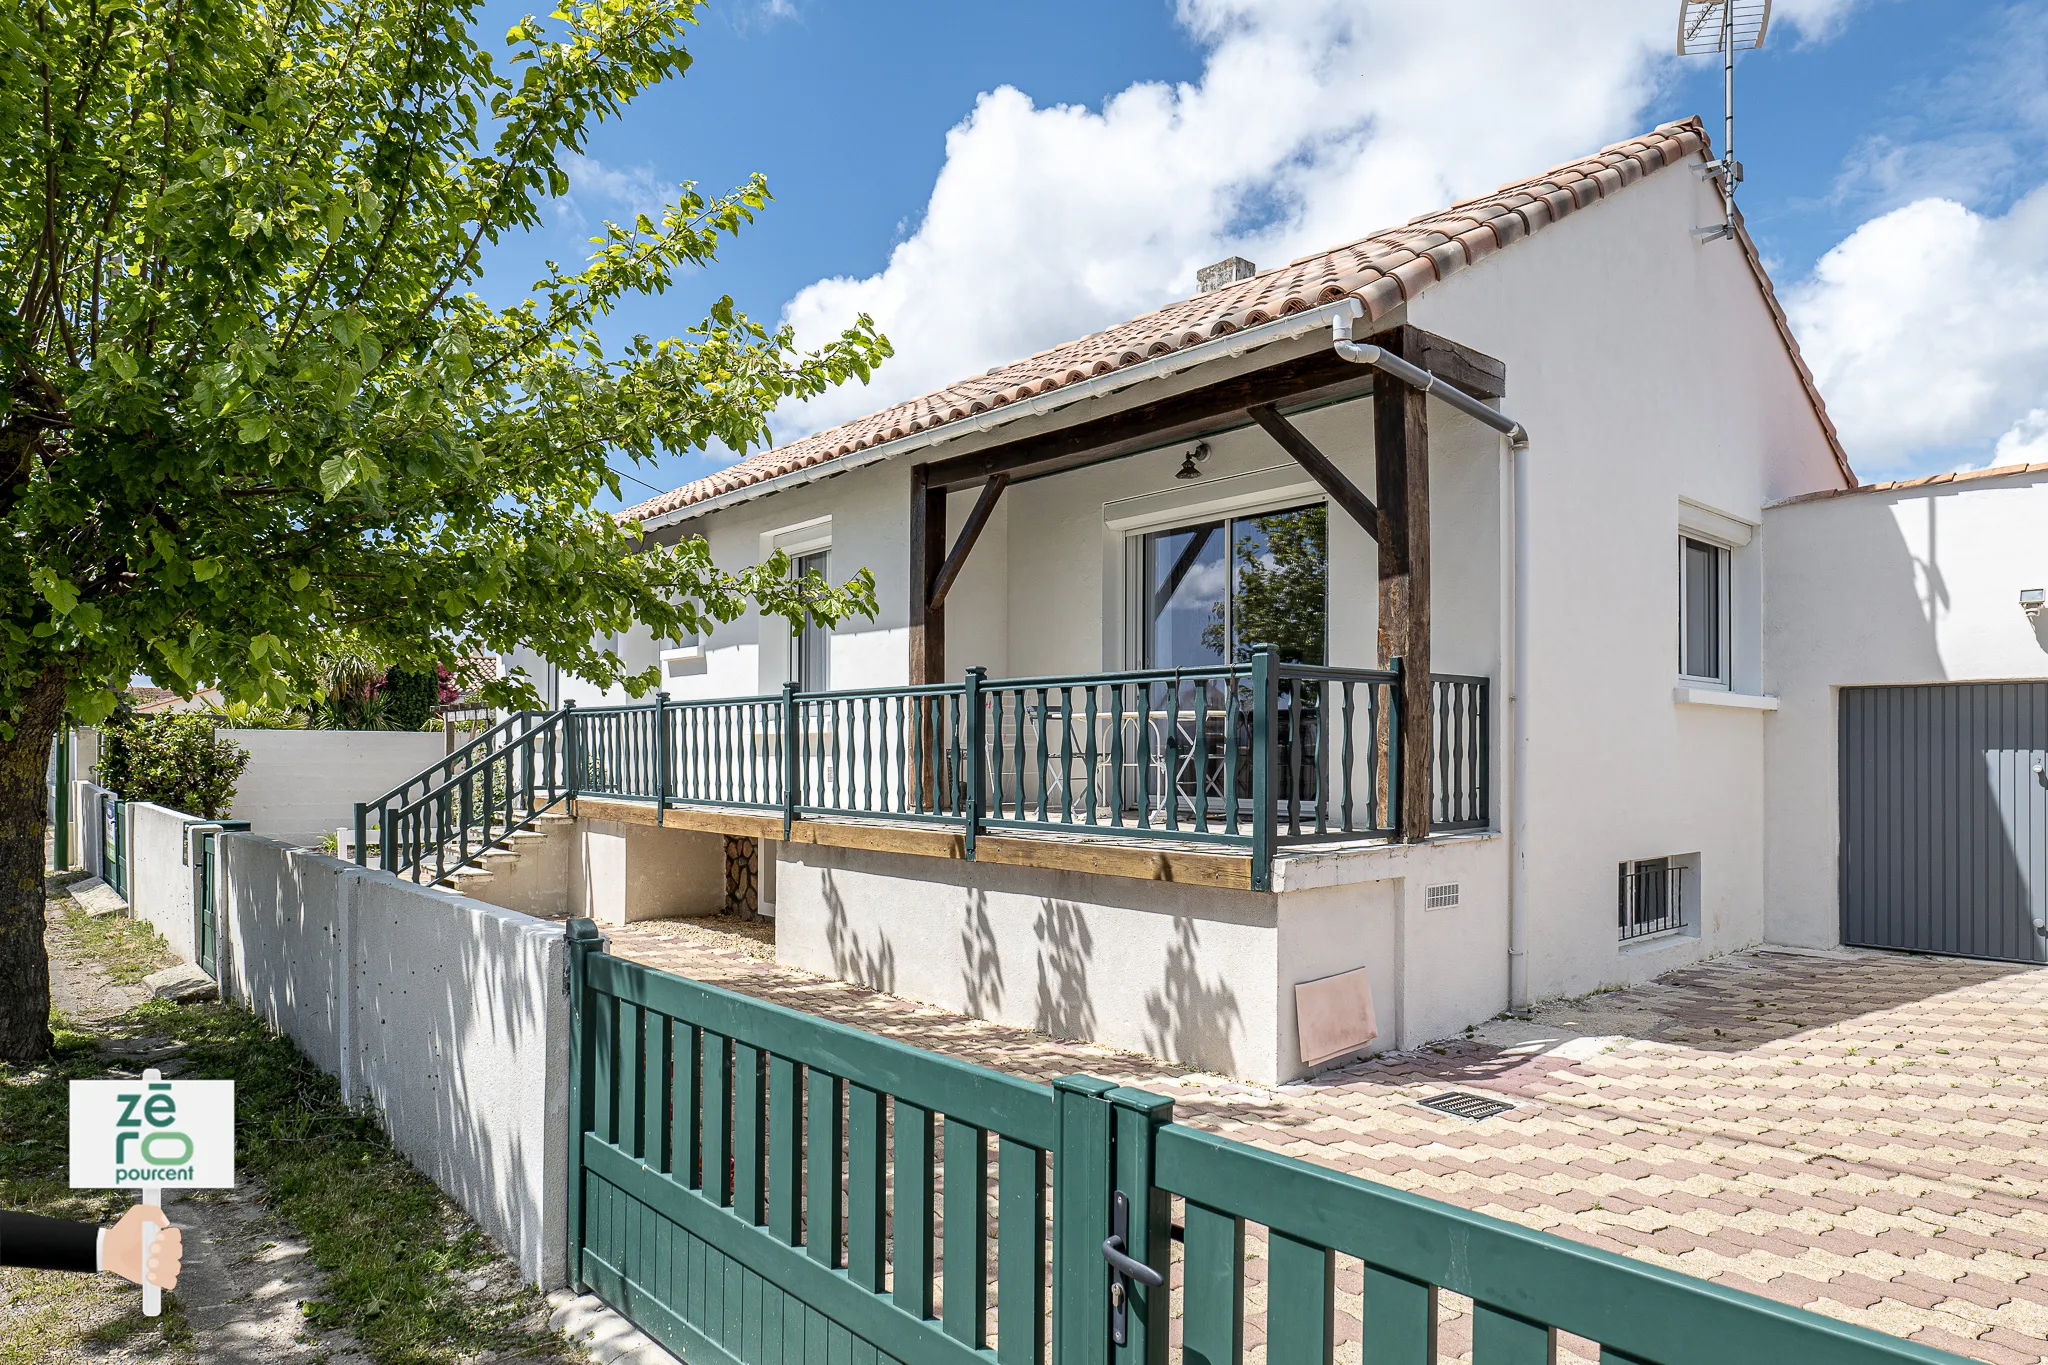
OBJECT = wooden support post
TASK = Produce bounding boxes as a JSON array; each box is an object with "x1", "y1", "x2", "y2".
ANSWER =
[
  {"x1": 1374, "y1": 329, "x2": 1432, "y2": 843},
  {"x1": 908, "y1": 463, "x2": 948, "y2": 684}
]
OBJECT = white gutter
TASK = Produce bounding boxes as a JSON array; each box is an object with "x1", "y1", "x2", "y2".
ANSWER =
[
  {"x1": 1329, "y1": 312, "x2": 1529, "y2": 447},
  {"x1": 639, "y1": 297, "x2": 1369, "y2": 531}
]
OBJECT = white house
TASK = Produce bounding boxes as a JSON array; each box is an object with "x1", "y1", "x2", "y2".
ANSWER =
[
  {"x1": 492, "y1": 115, "x2": 1912, "y2": 1084},
  {"x1": 492, "y1": 111, "x2": 2048, "y2": 1084}
]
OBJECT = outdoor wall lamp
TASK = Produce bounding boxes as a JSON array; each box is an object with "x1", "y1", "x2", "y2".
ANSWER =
[
  {"x1": 1174, "y1": 441, "x2": 1211, "y2": 481},
  {"x1": 2022, "y1": 588, "x2": 2045, "y2": 620}
]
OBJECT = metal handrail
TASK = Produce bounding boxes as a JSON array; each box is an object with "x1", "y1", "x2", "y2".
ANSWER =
[{"x1": 357, "y1": 653, "x2": 1489, "y2": 892}]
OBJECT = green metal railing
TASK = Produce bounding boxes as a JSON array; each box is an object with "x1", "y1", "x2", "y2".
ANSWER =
[
  {"x1": 354, "y1": 709, "x2": 569, "y2": 883},
  {"x1": 567, "y1": 925, "x2": 1973, "y2": 1365},
  {"x1": 360, "y1": 653, "x2": 1486, "y2": 890}
]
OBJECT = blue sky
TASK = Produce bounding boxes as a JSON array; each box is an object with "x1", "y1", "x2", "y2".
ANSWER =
[{"x1": 474, "y1": 1, "x2": 2048, "y2": 505}]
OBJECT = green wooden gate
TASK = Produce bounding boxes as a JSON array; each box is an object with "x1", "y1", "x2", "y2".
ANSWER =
[
  {"x1": 100, "y1": 791, "x2": 125, "y2": 898},
  {"x1": 192, "y1": 822, "x2": 249, "y2": 980},
  {"x1": 566, "y1": 923, "x2": 1970, "y2": 1365}
]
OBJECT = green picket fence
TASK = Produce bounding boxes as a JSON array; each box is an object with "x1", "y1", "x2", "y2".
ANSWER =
[{"x1": 565, "y1": 923, "x2": 1970, "y2": 1365}]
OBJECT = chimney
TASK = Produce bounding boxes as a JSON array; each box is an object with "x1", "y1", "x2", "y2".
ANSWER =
[{"x1": 1196, "y1": 256, "x2": 1256, "y2": 294}]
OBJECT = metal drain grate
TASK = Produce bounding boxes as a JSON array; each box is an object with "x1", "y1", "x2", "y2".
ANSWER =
[{"x1": 1416, "y1": 1090, "x2": 1514, "y2": 1122}]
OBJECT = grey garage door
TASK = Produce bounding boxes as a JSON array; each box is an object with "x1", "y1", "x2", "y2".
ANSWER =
[{"x1": 1840, "y1": 682, "x2": 2048, "y2": 963}]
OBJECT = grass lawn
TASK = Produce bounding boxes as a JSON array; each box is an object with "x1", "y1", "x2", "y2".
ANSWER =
[{"x1": 2, "y1": 880, "x2": 574, "y2": 1364}]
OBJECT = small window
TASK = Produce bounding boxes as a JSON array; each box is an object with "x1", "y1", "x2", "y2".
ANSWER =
[
  {"x1": 1679, "y1": 536, "x2": 1729, "y2": 686},
  {"x1": 791, "y1": 550, "x2": 830, "y2": 692},
  {"x1": 1618, "y1": 857, "x2": 1685, "y2": 941}
]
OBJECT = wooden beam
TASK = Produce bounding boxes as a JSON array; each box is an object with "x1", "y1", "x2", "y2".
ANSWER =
[
  {"x1": 908, "y1": 463, "x2": 948, "y2": 684},
  {"x1": 922, "y1": 348, "x2": 1371, "y2": 492},
  {"x1": 1245, "y1": 404, "x2": 1378, "y2": 535},
  {"x1": 927, "y1": 474, "x2": 1009, "y2": 610},
  {"x1": 1373, "y1": 327, "x2": 1433, "y2": 843},
  {"x1": 1407, "y1": 326, "x2": 1508, "y2": 401}
]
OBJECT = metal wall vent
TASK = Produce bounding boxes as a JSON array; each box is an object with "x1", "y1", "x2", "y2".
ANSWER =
[
  {"x1": 1417, "y1": 1091, "x2": 1514, "y2": 1122},
  {"x1": 1425, "y1": 882, "x2": 1461, "y2": 909}
]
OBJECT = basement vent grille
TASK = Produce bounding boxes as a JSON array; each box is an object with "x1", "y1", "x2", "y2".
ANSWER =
[
  {"x1": 1417, "y1": 1091, "x2": 1514, "y2": 1122},
  {"x1": 1425, "y1": 882, "x2": 1461, "y2": 910}
]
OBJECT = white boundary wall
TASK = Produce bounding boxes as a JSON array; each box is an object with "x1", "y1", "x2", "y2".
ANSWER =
[
  {"x1": 223, "y1": 728, "x2": 447, "y2": 847},
  {"x1": 215, "y1": 834, "x2": 571, "y2": 1286},
  {"x1": 83, "y1": 795, "x2": 571, "y2": 1287},
  {"x1": 127, "y1": 802, "x2": 202, "y2": 961}
]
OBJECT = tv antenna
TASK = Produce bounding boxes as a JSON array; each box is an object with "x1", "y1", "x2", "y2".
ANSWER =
[{"x1": 1677, "y1": 0, "x2": 1771, "y2": 243}]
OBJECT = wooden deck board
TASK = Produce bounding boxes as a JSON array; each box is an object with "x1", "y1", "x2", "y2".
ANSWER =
[{"x1": 565, "y1": 796, "x2": 1256, "y2": 888}]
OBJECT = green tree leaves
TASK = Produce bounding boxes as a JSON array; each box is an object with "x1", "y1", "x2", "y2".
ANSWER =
[{"x1": 0, "y1": 0, "x2": 889, "y2": 735}]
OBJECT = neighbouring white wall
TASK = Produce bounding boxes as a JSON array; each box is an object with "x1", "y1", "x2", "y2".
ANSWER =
[
  {"x1": 126, "y1": 802, "x2": 202, "y2": 962},
  {"x1": 73, "y1": 779, "x2": 109, "y2": 879},
  {"x1": 224, "y1": 729, "x2": 449, "y2": 848},
  {"x1": 1407, "y1": 157, "x2": 1846, "y2": 1003},
  {"x1": 1762, "y1": 471, "x2": 2048, "y2": 947},
  {"x1": 192, "y1": 833, "x2": 572, "y2": 1286}
]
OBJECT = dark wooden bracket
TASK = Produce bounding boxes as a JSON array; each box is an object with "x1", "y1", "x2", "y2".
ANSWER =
[
  {"x1": 927, "y1": 474, "x2": 1009, "y2": 610},
  {"x1": 1245, "y1": 403, "x2": 1378, "y2": 536}
]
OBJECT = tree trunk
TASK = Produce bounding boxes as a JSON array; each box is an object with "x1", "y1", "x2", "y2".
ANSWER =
[{"x1": 0, "y1": 670, "x2": 65, "y2": 1061}]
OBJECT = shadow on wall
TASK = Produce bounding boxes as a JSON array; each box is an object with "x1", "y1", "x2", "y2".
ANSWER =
[
  {"x1": 225, "y1": 838, "x2": 566, "y2": 1284},
  {"x1": 1142, "y1": 916, "x2": 1243, "y2": 1075},
  {"x1": 959, "y1": 888, "x2": 1004, "y2": 1018},
  {"x1": 820, "y1": 868, "x2": 897, "y2": 994},
  {"x1": 1032, "y1": 897, "x2": 1095, "y2": 1042}
]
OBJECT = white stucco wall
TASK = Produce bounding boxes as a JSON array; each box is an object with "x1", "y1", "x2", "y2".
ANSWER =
[
  {"x1": 1404, "y1": 158, "x2": 1846, "y2": 1002},
  {"x1": 126, "y1": 802, "x2": 202, "y2": 963},
  {"x1": 1762, "y1": 471, "x2": 2048, "y2": 947},
  {"x1": 775, "y1": 835, "x2": 1505, "y2": 1083},
  {"x1": 224, "y1": 728, "x2": 449, "y2": 847},
  {"x1": 205, "y1": 834, "x2": 571, "y2": 1286}
]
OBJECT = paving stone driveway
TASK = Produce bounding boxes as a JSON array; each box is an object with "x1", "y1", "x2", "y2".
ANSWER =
[{"x1": 603, "y1": 920, "x2": 2048, "y2": 1365}]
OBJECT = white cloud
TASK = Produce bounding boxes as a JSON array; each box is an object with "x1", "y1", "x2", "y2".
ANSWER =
[
  {"x1": 1771, "y1": 0, "x2": 1866, "y2": 44},
  {"x1": 1993, "y1": 409, "x2": 2048, "y2": 467},
  {"x1": 773, "y1": 1, "x2": 1692, "y2": 440},
  {"x1": 552, "y1": 154, "x2": 671, "y2": 230},
  {"x1": 1786, "y1": 186, "x2": 2048, "y2": 471}
]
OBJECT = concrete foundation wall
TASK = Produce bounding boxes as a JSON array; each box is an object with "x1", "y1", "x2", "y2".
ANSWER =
[
  {"x1": 775, "y1": 834, "x2": 1506, "y2": 1083},
  {"x1": 573, "y1": 818, "x2": 724, "y2": 924},
  {"x1": 223, "y1": 728, "x2": 448, "y2": 847}
]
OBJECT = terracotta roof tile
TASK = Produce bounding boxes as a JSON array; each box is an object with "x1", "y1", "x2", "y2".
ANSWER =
[
  {"x1": 1770, "y1": 460, "x2": 2048, "y2": 508},
  {"x1": 624, "y1": 115, "x2": 1849, "y2": 522}
]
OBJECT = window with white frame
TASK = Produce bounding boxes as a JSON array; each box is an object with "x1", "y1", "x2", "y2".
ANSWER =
[
  {"x1": 1678, "y1": 535, "x2": 1730, "y2": 687},
  {"x1": 1138, "y1": 503, "x2": 1328, "y2": 667},
  {"x1": 790, "y1": 549, "x2": 830, "y2": 691}
]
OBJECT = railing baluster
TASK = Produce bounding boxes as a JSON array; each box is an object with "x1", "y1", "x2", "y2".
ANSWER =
[
  {"x1": 995, "y1": 1137, "x2": 1046, "y2": 1365},
  {"x1": 1181, "y1": 1200, "x2": 1245, "y2": 1365},
  {"x1": 893, "y1": 1100, "x2": 936, "y2": 1319},
  {"x1": 805, "y1": 1070, "x2": 843, "y2": 1267},
  {"x1": 766, "y1": 1055, "x2": 802, "y2": 1244},
  {"x1": 1084, "y1": 683, "x2": 1100, "y2": 826},
  {"x1": 1033, "y1": 688, "x2": 1049, "y2": 823},
  {"x1": 845, "y1": 1084, "x2": 886, "y2": 1291},
  {"x1": 733, "y1": 1043, "x2": 767, "y2": 1225},
  {"x1": 941, "y1": 1119, "x2": 987, "y2": 1348},
  {"x1": 1266, "y1": 1231, "x2": 1335, "y2": 1364}
]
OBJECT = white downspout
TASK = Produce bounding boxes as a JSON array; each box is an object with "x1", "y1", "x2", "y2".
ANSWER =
[
  {"x1": 1327, "y1": 311, "x2": 1531, "y2": 1009},
  {"x1": 1506, "y1": 430, "x2": 1531, "y2": 1011}
]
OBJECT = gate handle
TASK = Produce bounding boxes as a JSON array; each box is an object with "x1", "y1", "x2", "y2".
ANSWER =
[{"x1": 1100, "y1": 1233, "x2": 1164, "y2": 1288}]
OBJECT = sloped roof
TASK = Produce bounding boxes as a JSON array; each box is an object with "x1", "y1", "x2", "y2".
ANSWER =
[
  {"x1": 625, "y1": 115, "x2": 1850, "y2": 522},
  {"x1": 1772, "y1": 460, "x2": 2048, "y2": 507}
]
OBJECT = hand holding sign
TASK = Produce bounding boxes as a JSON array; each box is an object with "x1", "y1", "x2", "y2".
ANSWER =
[
  {"x1": 102, "y1": 1204, "x2": 183, "y2": 1290},
  {"x1": 70, "y1": 1067, "x2": 233, "y2": 1317}
]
